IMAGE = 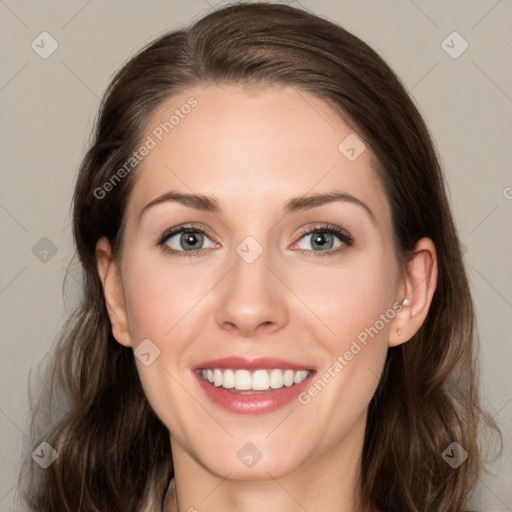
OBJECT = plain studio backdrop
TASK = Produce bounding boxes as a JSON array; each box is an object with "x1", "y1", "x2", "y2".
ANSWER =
[{"x1": 0, "y1": 0, "x2": 510, "y2": 510}]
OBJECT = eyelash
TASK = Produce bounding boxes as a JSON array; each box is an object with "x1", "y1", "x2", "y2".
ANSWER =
[{"x1": 156, "y1": 223, "x2": 354, "y2": 259}]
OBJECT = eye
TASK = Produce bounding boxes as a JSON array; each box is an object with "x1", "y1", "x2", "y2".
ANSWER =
[
  {"x1": 158, "y1": 225, "x2": 217, "y2": 257},
  {"x1": 157, "y1": 223, "x2": 353, "y2": 258},
  {"x1": 291, "y1": 224, "x2": 353, "y2": 256}
]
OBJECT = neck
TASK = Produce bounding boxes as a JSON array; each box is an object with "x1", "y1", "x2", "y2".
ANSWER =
[{"x1": 164, "y1": 415, "x2": 373, "y2": 512}]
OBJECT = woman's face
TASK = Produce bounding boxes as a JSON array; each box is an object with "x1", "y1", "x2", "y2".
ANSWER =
[{"x1": 100, "y1": 84, "x2": 409, "y2": 481}]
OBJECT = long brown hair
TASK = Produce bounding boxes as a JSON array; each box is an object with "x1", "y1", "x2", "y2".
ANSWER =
[{"x1": 21, "y1": 3, "x2": 500, "y2": 511}]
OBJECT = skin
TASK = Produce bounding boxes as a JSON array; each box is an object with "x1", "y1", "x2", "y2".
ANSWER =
[{"x1": 96, "y1": 84, "x2": 437, "y2": 512}]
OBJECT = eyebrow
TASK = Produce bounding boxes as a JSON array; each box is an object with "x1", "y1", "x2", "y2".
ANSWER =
[{"x1": 138, "y1": 190, "x2": 377, "y2": 225}]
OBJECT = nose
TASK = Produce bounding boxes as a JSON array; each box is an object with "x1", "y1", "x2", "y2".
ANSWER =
[{"x1": 214, "y1": 244, "x2": 289, "y2": 338}]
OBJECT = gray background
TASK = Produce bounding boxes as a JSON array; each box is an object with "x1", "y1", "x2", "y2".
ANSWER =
[{"x1": 0, "y1": 0, "x2": 511, "y2": 510}]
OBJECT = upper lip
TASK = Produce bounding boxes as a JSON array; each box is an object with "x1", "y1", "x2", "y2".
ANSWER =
[{"x1": 192, "y1": 356, "x2": 314, "y2": 372}]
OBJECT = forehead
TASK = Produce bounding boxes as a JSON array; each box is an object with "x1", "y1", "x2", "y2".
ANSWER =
[{"x1": 125, "y1": 84, "x2": 389, "y2": 226}]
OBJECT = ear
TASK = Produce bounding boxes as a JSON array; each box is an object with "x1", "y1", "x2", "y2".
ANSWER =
[
  {"x1": 96, "y1": 236, "x2": 132, "y2": 347},
  {"x1": 388, "y1": 237, "x2": 438, "y2": 347}
]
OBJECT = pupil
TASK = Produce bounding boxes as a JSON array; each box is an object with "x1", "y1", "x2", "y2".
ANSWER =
[
  {"x1": 181, "y1": 232, "x2": 202, "y2": 250},
  {"x1": 312, "y1": 232, "x2": 333, "y2": 250}
]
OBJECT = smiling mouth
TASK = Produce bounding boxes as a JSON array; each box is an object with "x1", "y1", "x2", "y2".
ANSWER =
[{"x1": 197, "y1": 368, "x2": 312, "y2": 392}]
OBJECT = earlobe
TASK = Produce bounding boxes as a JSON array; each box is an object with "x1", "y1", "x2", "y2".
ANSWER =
[
  {"x1": 96, "y1": 236, "x2": 132, "y2": 347},
  {"x1": 388, "y1": 237, "x2": 438, "y2": 347}
]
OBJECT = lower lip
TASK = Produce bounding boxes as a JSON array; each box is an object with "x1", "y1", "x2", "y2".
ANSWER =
[{"x1": 194, "y1": 372, "x2": 314, "y2": 415}]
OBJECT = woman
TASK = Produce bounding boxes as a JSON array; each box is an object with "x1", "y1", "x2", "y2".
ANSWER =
[{"x1": 22, "y1": 2, "x2": 500, "y2": 511}]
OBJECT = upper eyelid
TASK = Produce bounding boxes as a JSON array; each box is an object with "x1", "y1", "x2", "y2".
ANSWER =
[
  {"x1": 295, "y1": 224, "x2": 351, "y2": 238},
  {"x1": 158, "y1": 223, "x2": 216, "y2": 245}
]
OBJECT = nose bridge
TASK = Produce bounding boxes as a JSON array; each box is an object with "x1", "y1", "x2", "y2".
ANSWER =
[{"x1": 214, "y1": 235, "x2": 288, "y2": 336}]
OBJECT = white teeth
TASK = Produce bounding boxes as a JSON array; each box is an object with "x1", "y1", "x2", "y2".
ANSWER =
[
  {"x1": 234, "y1": 369, "x2": 252, "y2": 390},
  {"x1": 213, "y1": 369, "x2": 223, "y2": 387},
  {"x1": 199, "y1": 368, "x2": 310, "y2": 391},
  {"x1": 284, "y1": 369, "x2": 294, "y2": 387},
  {"x1": 294, "y1": 370, "x2": 308, "y2": 384},
  {"x1": 252, "y1": 370, "x2": 269, "y2": 390},
  {"x1": 223, "y1": 369, "x2": 235, "y2": 389},
  {"x1": 269, "y1": 369, "x2": 284, "y2": 389}
]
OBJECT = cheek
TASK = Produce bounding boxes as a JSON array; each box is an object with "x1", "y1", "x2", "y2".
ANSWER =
[
  {"x1": 287, "y1": 249, "x2": 397, "y2": 413},
  {"x1": 119, "y1": 255, "x2": 216, "y2": 433},
  {"x1": 283, "y1": 249, "x2": 398, "y2": 352},
  {"x1": 121, "y1": 254, "x2": 215, "y2": 344}
]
